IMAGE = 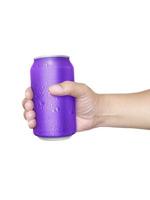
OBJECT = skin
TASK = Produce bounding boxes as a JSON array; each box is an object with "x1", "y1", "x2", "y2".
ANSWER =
[{"x1": 22, "y1": 81, "x2": 150, "y2": 131}]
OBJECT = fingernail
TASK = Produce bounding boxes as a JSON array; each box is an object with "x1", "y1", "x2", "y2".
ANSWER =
[{"x1": 49, "y1": 84, "x2": 64, "y2": 93}]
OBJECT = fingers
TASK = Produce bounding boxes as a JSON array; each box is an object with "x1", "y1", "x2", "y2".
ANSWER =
[
  {"x1": 23, "y1": 87, "x2": 36, "y2": 129},
  {"x1": 23, "y1": 99, "x2": 34, "y2": 111},
  {"x1": 22, "y1": 87, "x2": 33, "y2": 109},
  {"x1": 22, "y1": 98, "x2": 28, "y2": 108},
  {"x1": 25, "y1": 87, "x2": 33, "y2": 100},
  {"x1": 24, "y1": 110, "x2": 36, "y2": 120},
  {"x1": 24, "y1": 110, "x2": 36, "y2": 128},
  {"x1": 49, "y1": 81, "x2": 90, "y2": 98},
  {"x1": 28, "y1": 119, "x2": 36, "y2": 128},
  {"x1": 22, "y1": 88, "x2": 34, "y2": 109}
]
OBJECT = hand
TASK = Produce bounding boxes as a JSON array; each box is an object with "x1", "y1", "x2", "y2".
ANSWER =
[
  {"x1": 22, "y1": 87, "x2": 36, "y2": 128},
  {"x1": 22, "y1": 81, "x2": 100, "y2": 132}
]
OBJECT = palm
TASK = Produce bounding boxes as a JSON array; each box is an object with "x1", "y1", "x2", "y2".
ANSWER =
[{"x1": 75, "y1": 90, "x2": 98, "y2": 131}]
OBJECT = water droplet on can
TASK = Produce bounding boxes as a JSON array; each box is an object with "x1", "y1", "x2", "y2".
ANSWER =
[
  {"x1": 51, "y1": 106, "x2": 60, "y2": 112},
  {"x1": 55, "y1": 107, "x2": 60, "y2": 112},
  {"x1": 45, "y1": 63, "x2": 48, "y2": 68}
]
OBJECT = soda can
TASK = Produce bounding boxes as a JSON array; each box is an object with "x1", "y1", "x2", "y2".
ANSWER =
[{"x1": 30, "y1": 56, "x2": 76, "y2": 138}]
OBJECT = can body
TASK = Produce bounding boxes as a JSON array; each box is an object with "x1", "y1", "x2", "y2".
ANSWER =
[{"x1": 30, "y1": 56, "x2": 76, "y2": 138}]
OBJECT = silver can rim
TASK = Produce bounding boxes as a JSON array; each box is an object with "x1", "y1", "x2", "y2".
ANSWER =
[{"x1": 34, "y1": 55, "x2": 69, "y2": 60}]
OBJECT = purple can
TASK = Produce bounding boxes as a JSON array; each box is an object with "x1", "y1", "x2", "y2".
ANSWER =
[{"x1": 30, "y1": 56, "x2": 76, "y2": 138}]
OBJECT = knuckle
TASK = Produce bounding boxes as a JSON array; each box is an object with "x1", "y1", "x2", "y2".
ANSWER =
[
  {"x1": 80, "y1": 83, "x2": 88, "y2": 90},
  {"x1": 28, "y1": 111, "x2": 33, "y2": 118},
  {"x1": 24, "y1": 102, "x2": 29, "y2": 110},
  {"x1": 63, "y1": 81, "x2": 73, "y2": 88},
  {"x1": 80, "y1": 83, "x2": 92, "y2": 94},
  {"x1": 25, "y1": 99, "x2": 31, "y2": 105},
  {"x1": 81, "y1": 83, "x2": 87, "y2": 88},
  {"x1": 63, "y1": 80, "x2": 72, "y2": 84},
  {"x1": 61, "y1": 81, "x2": 74, "y2": 94}
]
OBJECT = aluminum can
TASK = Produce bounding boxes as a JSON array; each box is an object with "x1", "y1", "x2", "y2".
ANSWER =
[{"x1": 30, "y1": 56, "x2": 76, "y2": 138}]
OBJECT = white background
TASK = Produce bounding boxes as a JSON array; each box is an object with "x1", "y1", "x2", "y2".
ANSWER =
[{"x1": 0, "y1": 0, "x2": 150, "y2": 199}]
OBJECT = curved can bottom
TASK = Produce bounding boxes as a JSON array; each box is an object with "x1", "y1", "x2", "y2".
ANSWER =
[{"x1": 33, "y1": 129, "x2": 76, "y2": 138}]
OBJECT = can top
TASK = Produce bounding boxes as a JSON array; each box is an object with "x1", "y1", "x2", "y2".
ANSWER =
[{"x1": 34, "y1": 55, "x2": 69, "y2": 61}]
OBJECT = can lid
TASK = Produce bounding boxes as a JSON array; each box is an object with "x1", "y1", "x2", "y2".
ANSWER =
[{"x1": 34, "y1": 55, "x2": 69, "y2": 60}]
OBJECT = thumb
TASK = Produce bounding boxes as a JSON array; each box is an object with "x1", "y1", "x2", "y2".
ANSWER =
[{"x1": 49, "y1": 81, "x2": 88, "y2": 98}]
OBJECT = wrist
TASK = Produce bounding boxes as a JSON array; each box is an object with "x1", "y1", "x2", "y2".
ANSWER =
[
  {"x1": 94, "y1": 92, "x2": 149, "y2": 129},
  {"x1": 94, "y1": 94, "x2": 119, "y2": 128}
]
